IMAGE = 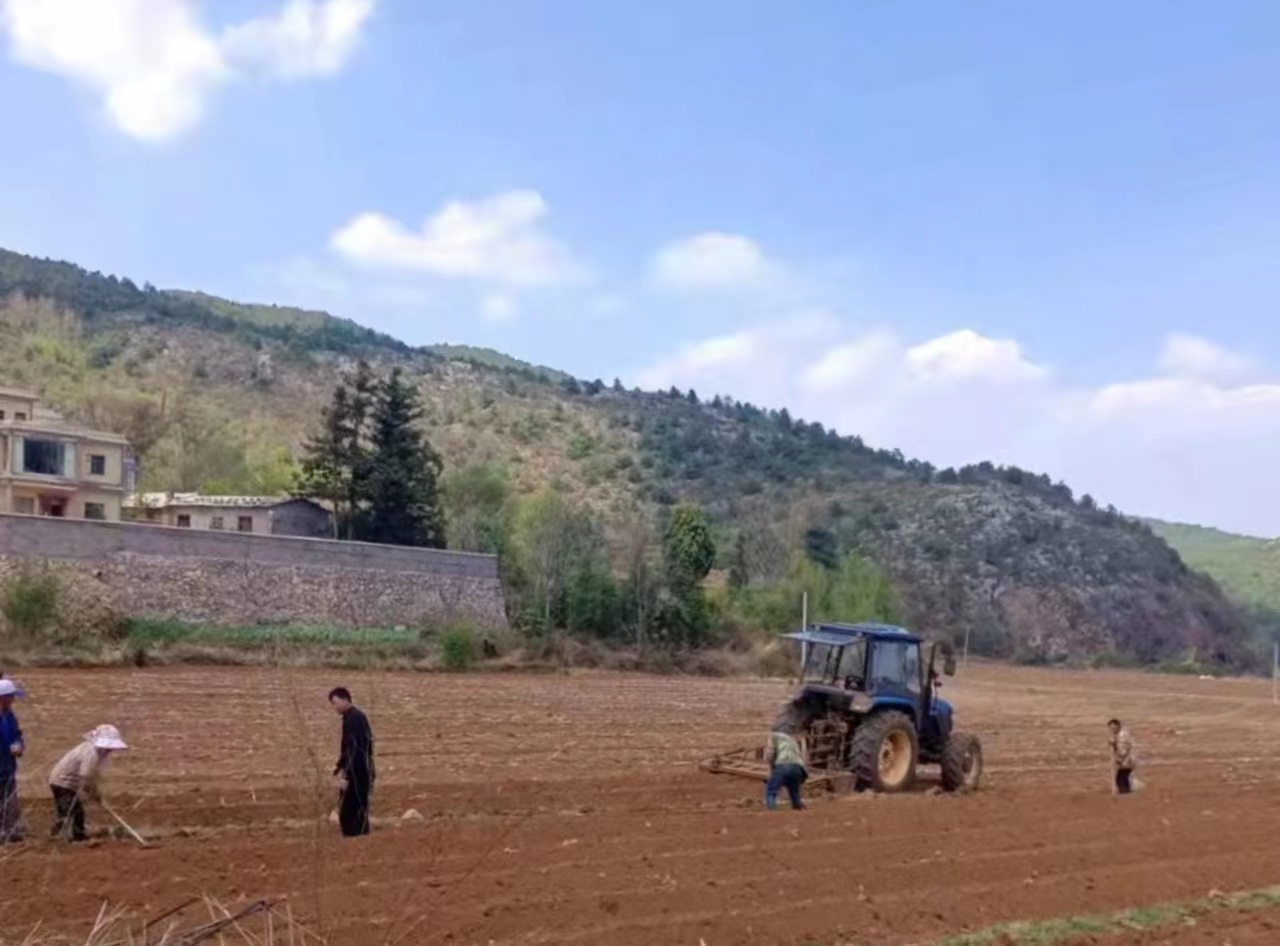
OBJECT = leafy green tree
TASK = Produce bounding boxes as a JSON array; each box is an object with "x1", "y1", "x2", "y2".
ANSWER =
[
  {"x1": 659, "y1": 503, "x2": 717, "y2": 646},
  {"x1": 248, "y1": 447, "x2": 301, "y2": 496},
  {"x1": 729, "y1": 552, "x2": 899, "y2": 631},
  {"x1": 565, "y1": 568, "x2": 622, "y2": 638},
  {"x1": 363, "y1": 368, "x2": 446, "y2": 548},
  {"x1": 507, "y1": 489, "x2": 606, "y2": 630},
  {"x1": 663, "y1": 503, "x2": 716, "y2": 592},
  {"x1": 442, "y1": 463, "x2": 511, "y2": 553}
]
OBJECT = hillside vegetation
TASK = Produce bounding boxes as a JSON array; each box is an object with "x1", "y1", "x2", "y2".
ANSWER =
[
  {"x1": 1146, "y1": 520, "x2": 1280, "y2": 636},
  {"x1": 0, "y1": 247, "x2": 1261, "y2": 669}
]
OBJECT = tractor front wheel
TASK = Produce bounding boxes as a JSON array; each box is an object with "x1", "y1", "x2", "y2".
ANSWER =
[
  {"x1": 850, "y1": 711, "x2": 918, "y2": 792},
  {"x1": 940, "y1": 732, "x2": 983, "y2": 793}
]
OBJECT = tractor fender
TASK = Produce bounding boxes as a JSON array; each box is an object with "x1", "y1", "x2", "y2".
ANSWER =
[{"x1": 868, "y1": 696, "x2": 919, "y2": 721}]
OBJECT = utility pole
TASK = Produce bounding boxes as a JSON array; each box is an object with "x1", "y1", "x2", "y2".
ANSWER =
[
  {"x1": 1272, "y1": 640, "x2": 1277, "y2": 705},
  {"x1": 800, "y1": 591, "x2": 809, "y2": 673}
]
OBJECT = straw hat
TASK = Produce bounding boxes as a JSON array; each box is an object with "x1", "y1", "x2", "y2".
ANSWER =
[{"x1": 87, "y1": 724, "x2": 128, "y2": 750}]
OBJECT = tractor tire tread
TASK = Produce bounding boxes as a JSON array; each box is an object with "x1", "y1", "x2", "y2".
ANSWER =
[
  {"x1": 940, "y1": 732, "x2": 983, "y2": 793},
  {"x1": 849, "y1": 710, "x2": 918, "y2": 793}
]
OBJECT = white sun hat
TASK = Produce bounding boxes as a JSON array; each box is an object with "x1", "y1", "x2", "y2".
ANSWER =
[
  {"x1": 88, "y1": 724, "x2": 128, "y2": 750},
  {"x1": 0, "y1": 679, "x2": 24, "y2": 698}
]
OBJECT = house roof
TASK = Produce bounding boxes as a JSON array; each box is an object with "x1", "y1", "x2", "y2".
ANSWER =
[
  {"x1": 127, "y1": 492, "x2": 329, "y2": 511},
  {"x1": 4, "y1": 420, "x2": 131, "y2": 444},
  {"x1": 0, "y1": 389, "x2": 130, "y2": 443}
]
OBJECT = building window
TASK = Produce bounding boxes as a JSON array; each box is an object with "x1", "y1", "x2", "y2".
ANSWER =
[
  {"x1": 84, "y1": 502, "x2": 106, "y2": 521},
  {"x1": 0, "y1": 410, "x2": 5, "y2": 420},
  {"x1": 89, "y1": 454, "x2": 106, "y2": 476},
  {"x1": 210, "y1": 516, "x2": 224, "y2": 530},
  {"x1": 22, "y1": 439, "x2": 66, "y2": 476},
  {"x1": 237, "y1": 516, "x2": 254, "y2": 533},
  {"x1": 176, "y1": 514, "x2": 191, "y2": 528},
  {"x1": 14, "y1": 497, "x2": 35, "y2": 515},
  {"x1": 15, "y1": 412, "x2": 26, "y2": 421}
]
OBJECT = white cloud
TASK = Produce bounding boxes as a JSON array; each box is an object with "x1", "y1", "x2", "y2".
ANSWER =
[
  {"x1": 637, "y1": 311, "x2": 840, "y2": 406},
  {"x1": 905, "y1": 329, "x2": 1048, "y2": 384},
  {"x1": 480, "y1": 292, "x2": 518, "y2": 323},
  {"x1": 1158, "y1": 332, "x2": 1257, "y2": 384},
  {"x1": 0, "y1": 0, "x2": 375, "y2": 141},
  {"x1": 329, "y1": 190, "x2": 583, "y2": 287},
  {"x1": 630, "y1": 324, "x2": 1280, "y2": 535},
  {"x1": 221, "y1": 0, "x2": 374, "y2": 79},
  {"x1": 650, "y1": 232, "x2": 777, "y2": 292},
  {"x1": 803, "y1": 332, "x2": 899, "y2": 393}
]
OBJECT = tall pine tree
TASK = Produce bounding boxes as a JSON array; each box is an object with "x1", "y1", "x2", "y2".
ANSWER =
[
  {"x1": 363, "y1": 368, "x2": 446, "y2": 548},
  {"x1": 296, "y1": 361, "x2": 374, "y2": 539}
]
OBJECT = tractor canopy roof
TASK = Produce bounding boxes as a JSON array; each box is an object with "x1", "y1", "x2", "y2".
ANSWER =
[{"x1": 783, "y1": 622, "x2": 923, "y2": 646}]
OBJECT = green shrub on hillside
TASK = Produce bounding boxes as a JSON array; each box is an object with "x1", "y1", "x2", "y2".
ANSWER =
[{"x1": 1, "y1": 570, "x2": 60, "y2": 639}]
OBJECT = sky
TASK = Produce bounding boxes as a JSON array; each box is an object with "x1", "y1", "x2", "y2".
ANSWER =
[{"x1": 1, "y1": 1, "x2": 1279, "y2": 535}]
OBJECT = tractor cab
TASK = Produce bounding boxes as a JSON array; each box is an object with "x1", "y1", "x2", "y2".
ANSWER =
[{"x1": 788, "y1": 623, "x2": 954, "y2": 725}]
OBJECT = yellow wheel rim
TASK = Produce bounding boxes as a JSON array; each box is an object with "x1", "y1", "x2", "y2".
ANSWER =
[{"x1": 878, "y1": 730, "x2": 912, "y2": 785}]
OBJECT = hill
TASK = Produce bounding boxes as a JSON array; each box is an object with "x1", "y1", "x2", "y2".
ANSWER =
[
  {"x1": 0, "y1": 246, "x2": 1260, "y2": 668},
  {"x1": 1145, "y1": 520, "x2": 1280, "y2": 616}
]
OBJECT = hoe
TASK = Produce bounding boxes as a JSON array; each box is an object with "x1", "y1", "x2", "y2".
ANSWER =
[{"x1": 702, "y1": 622, "x2": 983, "y2": 794}]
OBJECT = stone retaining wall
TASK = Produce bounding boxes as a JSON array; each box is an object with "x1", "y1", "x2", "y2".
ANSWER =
[{"x1": 0, "y1": 513, "x2": 507, "y2": 630}]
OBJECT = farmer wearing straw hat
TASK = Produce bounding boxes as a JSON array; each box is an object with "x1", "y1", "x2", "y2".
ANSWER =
[
  {"x1": 0, "y1": 678, "x2": 26, "y2": 843},
  {"x1": 49, "y1": 724, "x2": 129, "y2": 842}
]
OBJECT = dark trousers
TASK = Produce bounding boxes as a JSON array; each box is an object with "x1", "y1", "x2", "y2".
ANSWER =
[
  {"x1": 1115, "y1": 767, "x2": 1134, "y2": 795},
  {"x1": 765, "y1": 763, "x2": 807, "y2": 810},
  {"x1": 51, "y1": 786, "x2": 87, "y2": 841},
  {"x1": 339, "y1": 774, "x2": 371, "y2": 837},
  {"x1": 0, "y1": 774, "x2": 22, "y2": 842}
]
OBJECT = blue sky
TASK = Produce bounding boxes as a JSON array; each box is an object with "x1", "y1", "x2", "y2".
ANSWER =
[{"x1": 2, "y1": 0, "x2": 1279, "y2": 533}]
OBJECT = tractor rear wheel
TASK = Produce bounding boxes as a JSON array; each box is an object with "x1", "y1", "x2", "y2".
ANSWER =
[
  {"x1": 850, "y1": 711, "x2": 918, "y2": 792},
  {"x1": 940, "y1": 732, "x2": 983, "y2": 793}
]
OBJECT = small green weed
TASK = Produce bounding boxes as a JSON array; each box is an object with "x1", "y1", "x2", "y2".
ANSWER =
[
  {"x1": 934, "y1": 885, "x2": 1280, "y2": 946},
  {"x1": 439, "y1": 626, "x2": 477, "y2": 671}
]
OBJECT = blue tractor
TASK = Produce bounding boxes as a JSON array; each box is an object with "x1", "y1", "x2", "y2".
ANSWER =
[
  {"x1": 704, "y1": 622, "x2": 983, "y2": 793},
  {"x1": 783, "y1": 622, "x2": 983, "y2": 792}
]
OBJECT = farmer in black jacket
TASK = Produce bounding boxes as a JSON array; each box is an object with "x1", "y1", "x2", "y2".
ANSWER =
[{"x1": 329, "y1": 687, "x2": 375, "y2": 837}]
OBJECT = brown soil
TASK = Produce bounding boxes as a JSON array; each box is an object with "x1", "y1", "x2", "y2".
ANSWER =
[{"x1": 4, "y1": 663, "x2": 1280, "y2": 945}]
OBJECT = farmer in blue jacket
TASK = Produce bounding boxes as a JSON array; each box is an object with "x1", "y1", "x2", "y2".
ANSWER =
[{"x1": 0, "y1": 677, "x2": 26, "y2": 844}]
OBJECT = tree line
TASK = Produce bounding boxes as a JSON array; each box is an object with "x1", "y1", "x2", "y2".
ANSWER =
[{"x1": 295, "y1": 362, "x2": 900, "y2": 648}]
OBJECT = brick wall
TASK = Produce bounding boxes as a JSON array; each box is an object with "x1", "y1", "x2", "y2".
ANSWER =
[{"x1": 0, "y1": 513, "x2": 507, "y2": 630}]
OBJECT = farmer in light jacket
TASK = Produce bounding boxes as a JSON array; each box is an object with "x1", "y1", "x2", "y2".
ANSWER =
[
  {"x1": 49, "y1": 724, "x2": 129, "y2": 841},
  {"x1": 1108, "y1": 718, "x2": 1138, "y2": 795}
]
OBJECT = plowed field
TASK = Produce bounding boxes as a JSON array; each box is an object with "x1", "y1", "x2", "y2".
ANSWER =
[{"x1": 4, "y1": 663, "x2": 1280, "y2": 945}]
